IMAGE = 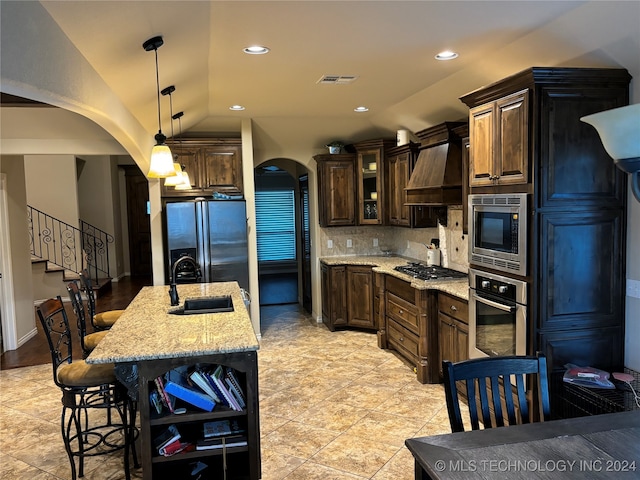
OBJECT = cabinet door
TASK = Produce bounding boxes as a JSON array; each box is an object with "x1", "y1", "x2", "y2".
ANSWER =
[
  {"x1": 389, "y1": 152, "x2": 411, "y2": 226},
  {"x1": 161, "y1": 145, "x2": 201, "y2": 196},
  {"x1": 201, "y1": 145, "x2": 243, "y2": 193},
  {"x1": 346, "y1": 266, "x2": 375, "y2": 329},
  {"x1": 321, "y1": 264, "x2": 347, "y2": 330},
  {"x1": 455, "y1": 319, "x2": 469, "y2": 363},
  {"x1": 469, "y1": 103, "x2": 495, "y2": 186},
  {"x1": 438, "y1": 314, "x2": 456, "y2": 377},
  {"x1": 317, "y1": 156, "x2": 356, "y2": 227},
  {"x1": 495, "y1": 90, "x2": 528, "y2": 185},
  {"x1": 358, "y1": 149, "x2": 382, "y2": 225}
]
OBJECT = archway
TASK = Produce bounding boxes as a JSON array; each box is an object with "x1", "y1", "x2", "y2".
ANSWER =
[{"x1": 254, "y1": 159, "x2": 312, "y2": 313}]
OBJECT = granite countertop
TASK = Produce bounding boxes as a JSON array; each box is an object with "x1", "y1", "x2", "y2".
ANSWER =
[
  {"x1": 86, "y1": 282, "x2": 259, "y2": 365},
  {"x1": 320, "y1": 255, "x2": 469, "y2": 300}
]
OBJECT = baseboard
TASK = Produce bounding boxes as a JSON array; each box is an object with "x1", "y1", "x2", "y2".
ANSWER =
[{"x1": 17, "y1": 327, "x2": 38, "y2": 348}]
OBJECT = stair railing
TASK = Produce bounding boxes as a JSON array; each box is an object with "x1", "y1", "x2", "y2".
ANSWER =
[{"x1": 27, "y1": 206, "x2": 113, "y2": 282}]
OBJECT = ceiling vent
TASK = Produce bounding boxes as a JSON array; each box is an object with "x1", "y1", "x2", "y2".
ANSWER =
[{"x1": 316, "y1": 75, "x2": 359, "y2": 85}]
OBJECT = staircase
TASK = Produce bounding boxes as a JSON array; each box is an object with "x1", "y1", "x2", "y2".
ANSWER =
[{"x1": 28, "y1": 206, "x2": 114, "y2": 299}]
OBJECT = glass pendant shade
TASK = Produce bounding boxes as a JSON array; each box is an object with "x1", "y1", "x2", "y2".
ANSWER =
[
  {"x1": 164, "y1": 163, "x2": 184, "y2": 186},
  {"x1": 174, "y1": 170, "x2": 192, "y2": 190},
  {"x1": 147, "y1": 143, "x2": 175, "y2": 178}
]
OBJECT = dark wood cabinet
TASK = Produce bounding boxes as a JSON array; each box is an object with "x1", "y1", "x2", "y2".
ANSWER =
[
  {"x1": 378, "y1": 275, "x2": 439, "y2": 384},
  {"x1": 321, "y1": 262, "x2": 376, "y2": 332},
  {"x1": 385, "y1": 142, "x2": 436, "y2": 228},
  {"x1": 468, "y1": 89, "x2": 529, "y2": 187},
  {"x1": 354, "y1": 139, "x2": 395, "y2": 225},
  {"x1": 437, "y1": 293, "x2": 469, "y2": 379},
  {"x1": 321, "y1": 262, "x2": 347, "y2": 330},
  {"x1": 461, "y1": 67, "x2": 631, "y2": 417},
  {"x1": 315, "y1": 154, "x2": 356, "y2": 227},
  {"x1": 137, "y1": 352, "x2": 260, "y2": 480},
  {"x1": 163, "y1": 138, "x2": 243, "y2": 197}
]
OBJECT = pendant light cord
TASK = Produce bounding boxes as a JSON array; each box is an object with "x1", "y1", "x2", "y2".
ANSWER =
[{"x1": 155, "y1": 48, "x2": 162, "y2": 134}]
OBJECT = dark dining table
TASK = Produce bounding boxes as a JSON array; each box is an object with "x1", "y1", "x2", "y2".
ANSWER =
[{"x1": 406, "y1": 410, "x2": 640, "y2": 479}]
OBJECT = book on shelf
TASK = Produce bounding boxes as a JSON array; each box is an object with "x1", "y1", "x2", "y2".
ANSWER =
[
  {"x1": 159, "y1": 439, "x2": 193, "y2": 457},
  {"x1": 150, "y1": 390, "x2": 164, "y2": 415},
  {"x1": 164, "y1": 370, "x2": 217, "y2": 412},
  {"x1": 203, "y1": 419, "x2": 245, "y2": 438},
  {"x1": 224, "y1": 367, "x2": 247, "y2": 408},
  {"x1": 155, "y1": 375, "x2": 175, "y2": 413},
  {"x1": 154, "y1": 424, "x2": 181, "y2": 453},
  {"x1": 195, "y1": 434, "x2": 248, "y2": 451},
  {"x1": 189, "y1": 369, "x2": 221, "y2": 403},
  {"x1": 211, "y1": 365, "x2": 242, "y2": 411}
]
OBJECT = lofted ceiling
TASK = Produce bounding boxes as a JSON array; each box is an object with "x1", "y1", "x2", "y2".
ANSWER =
[{"x1": 3, "y1": 1, "x2": 640, "y2": 162}]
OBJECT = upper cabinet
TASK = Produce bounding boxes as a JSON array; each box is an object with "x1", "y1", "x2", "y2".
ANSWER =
[
  {"x1": 385, "y1": 142, "x2": 437, "y2": 228},
  {"x1": 315, "y1": 153, "x2": 357, "y2": 227},
  {"x1": 467, "y1": 89, "x2": 529, "y2": 187},
  {"x1": 354, "y1": 139, "x2": 395, "y2": 225},
  {"x1": 163, "y1": 138, "x2": 243, "y2": 197}
]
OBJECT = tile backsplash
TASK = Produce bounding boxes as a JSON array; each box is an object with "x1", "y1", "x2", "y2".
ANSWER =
[{"x1": 318, "y1": 206, "x2": 469, "y2": 272}]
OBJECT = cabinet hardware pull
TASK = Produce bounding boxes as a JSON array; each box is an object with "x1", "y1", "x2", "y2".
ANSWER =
[
  {"x1": 399, "y1": 336, "x2": 404, "y2": 342},
  {"x1": 450, "y1": 305, "x2": 457, "y2": 311},
  {"x1": 399, "y1": 309, "x2": 403, "y2": 314}
]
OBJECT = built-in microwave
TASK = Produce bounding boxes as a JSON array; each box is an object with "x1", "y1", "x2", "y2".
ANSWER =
[{"x1": 468, "y1": 193, "x2": 528, "y2": 277}]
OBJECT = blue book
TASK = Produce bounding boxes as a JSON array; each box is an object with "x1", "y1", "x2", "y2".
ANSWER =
[{"x1": 164, "y1": 370, "x2": 217, "y2": 412}]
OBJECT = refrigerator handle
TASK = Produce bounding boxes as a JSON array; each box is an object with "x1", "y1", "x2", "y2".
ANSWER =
[{"x1": 195, "y1": 200, "x2": 209, "y2": 283}]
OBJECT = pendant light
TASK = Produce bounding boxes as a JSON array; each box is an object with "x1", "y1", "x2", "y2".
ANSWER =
[
  {"x1": 173, "y1": 112, "x2": 192, "y2": 190},
  {"x1": 143, "y1": 36, "x2": 175, "y2": 178},
  {"x1": 161, "y1": 85, "x2": 184, "y2": 187}
]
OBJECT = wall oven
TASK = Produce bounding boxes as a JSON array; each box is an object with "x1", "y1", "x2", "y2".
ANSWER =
[
  {"x1": 468, "y1": 193, "x2": 528, "y2": 276},
  {"x1": 469, "y1": 268, "x2": 527, "y2": 359}
]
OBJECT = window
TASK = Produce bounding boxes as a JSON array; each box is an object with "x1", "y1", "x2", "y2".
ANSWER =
[{"x1": 255, "y1": 190, "x2": 296, "y2": 262}]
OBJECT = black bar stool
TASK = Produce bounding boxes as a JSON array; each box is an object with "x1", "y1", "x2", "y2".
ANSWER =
[
  {"x1": 36, "y1": 296, "x2": 139, "y2": 479},
  {"x1": 67, "y1": 281, "x2": 107, "y2": 358},
  {"x1": 79, "y1": 269, "x2": 125, "y2": 330}
]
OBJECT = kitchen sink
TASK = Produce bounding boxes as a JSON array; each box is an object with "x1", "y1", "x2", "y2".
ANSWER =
[{"x1": 169, "y1": 295, "x2": 234, "y2": 315}]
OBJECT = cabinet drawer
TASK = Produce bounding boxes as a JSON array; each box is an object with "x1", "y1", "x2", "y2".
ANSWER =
[
  {"x1": 438, "y1": 293, "x2": 468, "y2": 324},
  {"x1": 387, "y1": 292, "x2": 419, "y2": 335},
  {"x1": 387, "y1": 318, "x2": 419, "y2": 363}
]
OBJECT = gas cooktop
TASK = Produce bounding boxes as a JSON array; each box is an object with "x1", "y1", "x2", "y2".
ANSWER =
[{"x1": 394, "y1": 263, "x2": 467, "y2": 281}]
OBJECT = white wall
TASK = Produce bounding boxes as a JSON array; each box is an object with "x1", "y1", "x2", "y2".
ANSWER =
[{"x1": 0, "y1": 157, "x2": 36, "y2": 347}]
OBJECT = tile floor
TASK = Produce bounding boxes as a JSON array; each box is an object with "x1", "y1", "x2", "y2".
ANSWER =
[{"x1": 0, "y1": 304, "x2": 453, "y2": 479}]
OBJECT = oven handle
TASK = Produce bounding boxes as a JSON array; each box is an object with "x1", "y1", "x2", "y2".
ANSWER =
[{"x1": 471, "y1": 291, "x2": 516, "y2": 313}]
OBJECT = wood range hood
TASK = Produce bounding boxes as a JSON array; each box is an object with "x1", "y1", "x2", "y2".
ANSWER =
[{"x1": 405, "y1": 121, "x2": 466, "y2": 206}]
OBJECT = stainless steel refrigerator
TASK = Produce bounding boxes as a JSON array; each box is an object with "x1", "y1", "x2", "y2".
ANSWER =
[{"x1": 164, "y1": 199, "x2": 249, "y2": 291}]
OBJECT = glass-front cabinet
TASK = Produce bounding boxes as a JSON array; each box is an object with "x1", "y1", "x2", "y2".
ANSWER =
[{"x1": 355, "y1": 139, "x2": 395, "y2": 225}]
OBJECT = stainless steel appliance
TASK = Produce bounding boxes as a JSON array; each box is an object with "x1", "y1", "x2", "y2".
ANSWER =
[
  {"x1": 468, "y1": 193, "x2": 528, "y2": 276},
  {"x1": 164, "y1": 198, "x2": 249, "y2": 291},
  {"x1": 394, "y1": 263, "x2": 467, "y2": 281},
  {"x1": 468, "y1": 268, "x2": 527, "y2": 359}
]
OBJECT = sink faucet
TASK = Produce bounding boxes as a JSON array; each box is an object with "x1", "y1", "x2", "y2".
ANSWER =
[{"x1": 168, "y1": 255, "x2": 201, "y2": 306}]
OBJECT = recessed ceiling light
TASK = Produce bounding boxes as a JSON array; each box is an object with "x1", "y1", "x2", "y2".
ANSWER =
[
  {"x1": 229, "y1": 105, "x2": 245, "y2": 111},
  {"x1": 435, "y1": 50, "x2": 458, "y2": 61},
  {"x1": 354, "y1": 106, "x2": 369, "y2": 112},
  {"x1": 243, "y1": 45, "x2": 270, "y2": 55}
]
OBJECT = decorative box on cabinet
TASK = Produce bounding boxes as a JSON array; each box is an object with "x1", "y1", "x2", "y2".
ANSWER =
[
  {"x1": 315, "y1": 154, "x2": 356, "y2": 227},
  {"x1": 137, "y1": 352, "x2": 260, "y2": 480},
  {"x1": 163, "y1": 138, "x2": 243, "y2": 197}
]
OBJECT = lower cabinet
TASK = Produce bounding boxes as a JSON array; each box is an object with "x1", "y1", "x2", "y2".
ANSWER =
[
  {"x1": 378, "y1": 275, "x2": 439, "y2": 384},
  {"x1": 437, "y1": 292, "x2": 469, "y2": 379},
  {"x1": 321, "y1": 262, "x2": 375, "y2": 332},
  {"x1": 137, "y1": 351, "x2": 260, "y2": 480}
]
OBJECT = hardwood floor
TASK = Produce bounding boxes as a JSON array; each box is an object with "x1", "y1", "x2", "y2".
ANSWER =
[{"x1": 0, "y1": 275, "x2": 152, "y2": 370}]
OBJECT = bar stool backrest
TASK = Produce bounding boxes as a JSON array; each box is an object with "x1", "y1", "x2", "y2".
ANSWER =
[
  {"x1": 66, "y1": 281, "x2": 91, "y2": 355},
  {"x1": 36, "y1": 296, "x2": 73, "y2": 389},
  {"x1": 79, "y1": 269, "x2": 99, "y2": 327}
]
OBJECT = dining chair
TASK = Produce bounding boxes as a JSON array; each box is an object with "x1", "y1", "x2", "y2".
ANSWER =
[
  {"x1": 66, "y1": 281, "x2": 108, "y2": 358},
  {"x1": 36, "y1": 296, "x2": 138, "y2": 480},
  {"x1": 442, "y1": 352, "x2": 550, "y2": 432},
  {"x1": 80, "y1": 269, "x2": 125, "y2": 330}
]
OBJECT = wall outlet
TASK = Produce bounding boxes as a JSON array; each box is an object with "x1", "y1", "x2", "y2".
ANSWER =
[
  {"x1": 627, "y1": 279, "x2": 640, "y2": 299},
  {"x1": 347, "y1": 239, "x2": 353, "y2": 248},
  {"x1": 373, "y1": 238, "x2": 379, "y2": 247},
  {"x1": 327, "y1": 239, "x2": 333, "y2": 249}
]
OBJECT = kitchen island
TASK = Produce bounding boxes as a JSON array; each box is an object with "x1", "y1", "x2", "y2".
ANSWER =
[{"x1": 87, "y1": 282, "x2": 260, "y2": 480}]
